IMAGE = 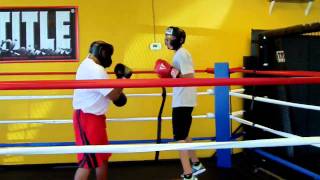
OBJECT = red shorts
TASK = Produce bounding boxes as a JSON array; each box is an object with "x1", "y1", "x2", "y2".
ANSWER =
[{"x1": 73, "y1": 109, "x2": 111, "y2": 169}]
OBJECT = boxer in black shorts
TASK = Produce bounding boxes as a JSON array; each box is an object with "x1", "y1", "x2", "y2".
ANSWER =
[
  {"x1": 163, "y1": 26, "x2": 206, "y2": 180},
  {"x1": 172, "y1": 107, "x2": 193, "y2": 141}
]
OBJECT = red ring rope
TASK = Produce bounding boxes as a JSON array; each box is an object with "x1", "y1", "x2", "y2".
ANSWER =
[
  {"x1": 0, "y1": 77, "x2": 319, "y2": 90},
  {"x1": 0, "y1": 67, "x2": 320, "y2": 77},
  {"x1": 0, "y1": 68, "x2": 215, "y2": 76}
]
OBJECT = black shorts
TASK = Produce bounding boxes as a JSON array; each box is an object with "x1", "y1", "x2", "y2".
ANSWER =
[{"x1": 172, "y1": 107, "x2": 194, "y2": 141}]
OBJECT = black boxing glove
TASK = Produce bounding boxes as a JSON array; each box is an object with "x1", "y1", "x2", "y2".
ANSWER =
[
  {"x1": 114, "y1": 63, "x2": 132, "y2": 79},
  {"x1": 113, "y1": 93, "x2": 127, "y2": 107}
]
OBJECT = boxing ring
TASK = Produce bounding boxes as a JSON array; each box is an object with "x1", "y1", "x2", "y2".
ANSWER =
[{"x1": 0, "y1": 63, "x2": 320, "y2": 179}]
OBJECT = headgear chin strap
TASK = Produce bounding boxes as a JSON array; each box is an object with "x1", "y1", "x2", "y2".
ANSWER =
[
  {"x1": 165, "y1": 26, "x2": 186, "y2": 50},
  {"x1": 89, "y1": 41, "x2": 113, "y2": 68}
]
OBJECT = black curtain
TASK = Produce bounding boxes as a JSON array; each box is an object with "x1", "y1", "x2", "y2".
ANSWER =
[{"x1": 244, "y1": 33, "x2": 320, "y2": 171}]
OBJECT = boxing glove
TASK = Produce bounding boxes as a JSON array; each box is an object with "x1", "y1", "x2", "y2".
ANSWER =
[
  {"x1": 114, "y1": 63, "x2": 132, "y2": 79},
  {"x1": 154, "y1": 59, "x2": 180, "y2": 78},
  {"x1": 113, "y1": 93, "x2": 127, "y2": 107}
]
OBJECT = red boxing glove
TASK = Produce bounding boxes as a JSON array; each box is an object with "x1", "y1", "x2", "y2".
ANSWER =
[{"x1": 154, "y1": 59, "x2": 180, "y2": 78}]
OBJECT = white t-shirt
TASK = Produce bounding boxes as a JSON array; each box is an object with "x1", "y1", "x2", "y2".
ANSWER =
[
  {"x1": 73, "y1": 57, "x2": 113, "y2": 115},
  {"x1": 172, "y1": 48, "x2": 197, "y2": 108}
]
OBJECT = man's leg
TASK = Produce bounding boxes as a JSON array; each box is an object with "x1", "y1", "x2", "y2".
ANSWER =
[
  {"x1": 74, "y1": 168, "x2": 90, "y2": 180},
  {"x1": 186, "y1": 137, "x2": 199, "y2": 163},
  {"x1": 178, "y1": 140, "x2": 193, "y2": 175},
  {"x1": 95, "y1": 160, "x2": 108, "y2": 180},
  {"x1": 173, "y1": 107, "x2": 196, "y2": 178},
  {"x1": 73, "y1": 111, "x2": 91, "y2": 180},
  {"x1": 185, "y1": 138, "x2": 206, "y2": 176}
]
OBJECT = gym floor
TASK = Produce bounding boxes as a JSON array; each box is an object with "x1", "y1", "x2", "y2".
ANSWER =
[{"x1": 0, "y1": 152, "x2": 316, "y2": 180}]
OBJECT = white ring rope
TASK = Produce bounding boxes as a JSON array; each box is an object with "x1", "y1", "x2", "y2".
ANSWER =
[
  {"x1": 0, "y1": 114, "x2": 212, "y2": 124},
  {"x1": 0, "y1": 91, "x2": 209, "y2": 100},
  {"x1": 0, "y1": 111, "x2": 245, "y2": 124},
  {"x1": 207, "y1": 88, "x2": 244, "y2": 95},
  {"x1": 108, "y1": 114, "x2": 210, "y2": 122},
  {"x1": 230, "y1": 115, "x2": 320, "y2": 148},
  {"x1": 0, "y1": 137, "x2": 318, "y2": 155},
  {"x1": 230, "y1": 91, "x2": 320, "y2": 111},
  {"x1": 206, "y1": 110, "x2": 244, "y2": 119},
  {"x1": 0, "y1": 95, "x2": 73, "y2": 100},
  {"x1": 0, "y1": 89, "x2": 245, "y2": 100}
]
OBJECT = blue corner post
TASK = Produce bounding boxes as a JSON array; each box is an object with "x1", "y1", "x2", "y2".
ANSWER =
[{"x1": 214, "y1": 62, "x2": 232, "y2": 168}]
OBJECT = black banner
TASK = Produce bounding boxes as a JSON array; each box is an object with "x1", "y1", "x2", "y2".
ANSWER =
[{"x1": 0, "y1": 6, "x2": 78, "y2": 62}]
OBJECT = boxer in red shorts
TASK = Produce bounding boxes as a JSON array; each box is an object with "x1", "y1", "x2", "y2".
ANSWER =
[
  {"x1": 73, "y1": 110, "x2": 110, "y2": 169},
  {"x1": 72, "y1": 41, "x2": 129, "y2": 180}
]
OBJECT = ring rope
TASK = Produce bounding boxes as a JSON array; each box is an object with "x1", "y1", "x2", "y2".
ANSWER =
[
  {"x1": 0, "y1": 137, "x2": 318, "y2": 155},
  {"x1": 1, "y1": 77, "x2": 320, "y2": 90},
  {"x1": 0, "y1": 111, "x2": 244, "y2": 124},
  {"x1": 0, "y1": 68, "x2": 217, "y2": 76},
  {"x1": 0, "y1": 89, "x2": 244, "y2": 100},
  {"x1": 0, "y1": 90, "x2": 212, "y2": 100},
  {"x1": 230, "y1": 115, "x2": 320, "y2": 148},
  {"x1": 0, "y1": 114, "x2": 212, "y2": 124},
  {"x1": 0, "y1": 95, "x2": 73, "y2": 100},
  {"x1": 230, "y1": 91, "x2": 320, "y2": 111}
]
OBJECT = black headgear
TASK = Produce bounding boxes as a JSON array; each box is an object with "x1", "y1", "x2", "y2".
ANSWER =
[
  {"x1": 165, "y1": 26, "x2": 186, "y2": 50},
  {"x1": 89, "y1": 41, "x2": 113, "y2": 68}
]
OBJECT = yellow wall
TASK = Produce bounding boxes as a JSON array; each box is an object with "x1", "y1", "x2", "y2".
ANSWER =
[{"x1": 0, "y1": 0, "x2": 319, "y2": 165}]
